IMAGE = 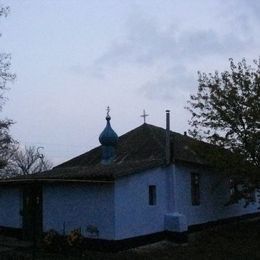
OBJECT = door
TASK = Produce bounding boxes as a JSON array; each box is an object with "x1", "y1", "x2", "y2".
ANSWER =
[{"x1": 22, "y1": 184, "x2": 42, "y2": 240}]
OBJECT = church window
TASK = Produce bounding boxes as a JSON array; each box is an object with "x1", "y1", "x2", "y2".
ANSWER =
[
  {"x1": 229, "y1": 178, "x2": 236, "y2": 197},
  {"x1": 191, "y1": 173, "x2": 200, "y2": 205},
  {"x1": 149, "y1": 185, "x2": 157, "y2": 205}
]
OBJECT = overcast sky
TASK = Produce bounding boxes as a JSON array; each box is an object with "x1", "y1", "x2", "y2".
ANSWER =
[{"x1": 1, "y1": 0, "x2": 260, "y2": 165}]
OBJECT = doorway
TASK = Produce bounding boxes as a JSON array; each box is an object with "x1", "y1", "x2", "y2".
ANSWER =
[{"x1": 22, "y1": 184, "x2": 42, "y2": 240}]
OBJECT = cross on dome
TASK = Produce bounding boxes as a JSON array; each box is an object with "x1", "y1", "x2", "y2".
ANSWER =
[
  {"x1": 106, "y1": 106, "x2": 111, "y2": 120},
  {"x1": 106, "y1": 106, "x2": 110, "y2": 116}
]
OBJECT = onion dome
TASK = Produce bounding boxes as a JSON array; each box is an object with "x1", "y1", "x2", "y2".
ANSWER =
[{"x1": 99, "y1": 115, "x2": 118, "y2": 146}]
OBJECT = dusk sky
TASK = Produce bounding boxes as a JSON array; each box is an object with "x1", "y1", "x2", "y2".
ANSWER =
[{"x1": 1, "y1": 0, "x2": 260, "y2": 165}]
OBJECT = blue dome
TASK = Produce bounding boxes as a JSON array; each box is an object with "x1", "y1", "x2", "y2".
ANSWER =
[{"x1": 99, "y1": 116, "x2": 118, "y2": 146}]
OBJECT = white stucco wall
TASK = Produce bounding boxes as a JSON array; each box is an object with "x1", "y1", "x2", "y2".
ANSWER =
[
  {"x1": 114, "y1": 167, "x2": 171, "y2": 240},
  {"x1": 0, "y1": 187, "x2": 22, "y2": 228},
  {"x1": 43, "y1": 183, "x2": 115, "y2": 240},
  {"x1": 174, "y1": 163, "x2": 259, "y2": 226},
  {"x1": 0, "y1": 162, "x2": 256, "y2": 239}
]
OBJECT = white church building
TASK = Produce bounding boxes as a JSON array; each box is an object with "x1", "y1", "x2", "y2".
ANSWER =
[{"x1": 0, "y1": 110, "x2": 259, "y2": 250}]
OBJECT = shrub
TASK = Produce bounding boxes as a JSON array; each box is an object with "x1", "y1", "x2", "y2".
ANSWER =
[
  {"x1": 66, "y1": 228, "x2": 84, "y2": 248},
  {"x1": 42, "y1": 229, "x2": 65, "y2": 252}
]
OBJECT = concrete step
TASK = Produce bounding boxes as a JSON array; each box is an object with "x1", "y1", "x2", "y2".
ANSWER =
[{"x1": 0, "y1": 236, "x2": 32, "y2": 248}]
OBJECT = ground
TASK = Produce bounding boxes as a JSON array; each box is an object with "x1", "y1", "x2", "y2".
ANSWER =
[{"x1": 0, "y1": 218, "x2": 260, "y2": 259}]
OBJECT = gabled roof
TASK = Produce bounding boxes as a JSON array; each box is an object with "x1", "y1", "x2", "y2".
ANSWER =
[
  {"x1": 3, "y1": 123, "x2": 207, "y2": 183},
  {"x1": 57, "y1": 123, "x2": 166, "y2": 168},
  {"x1": 56, "y1": 123, "x2": 205, "y2": 168}
]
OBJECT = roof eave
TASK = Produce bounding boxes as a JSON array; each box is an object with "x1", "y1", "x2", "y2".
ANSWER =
[{"x1": 0, "y1": 178, "x2": 114, "y2": 185}]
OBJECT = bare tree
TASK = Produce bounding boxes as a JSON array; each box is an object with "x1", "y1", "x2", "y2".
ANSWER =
[
  {"x1": 0, "y1": 4, "x2": 15, "y2": 102},
  {"x1": 0, "y1": 6, "x2": 50, "y2": 178},
  {"x1": 1, "y1": 146, "x2": 52, "y2": 178},
  {"x1": 0, "y1": 4, "x2": 16, "y2": 169}
]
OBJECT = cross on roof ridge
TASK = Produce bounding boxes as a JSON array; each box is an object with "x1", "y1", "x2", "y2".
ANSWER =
[{"x1": 140, "y1": 109, "x2": 149, "y2": 124}]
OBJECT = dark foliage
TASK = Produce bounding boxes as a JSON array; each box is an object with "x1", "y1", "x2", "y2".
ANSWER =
[
  {"x1": 187, "y1": 58, "x2": 260, "y2": 205},
  {"x1": 187, "y1": 58, "x2": 259, "y2": 166},
  {"x1": 42, "y1": 229, "x2": 66, "y2": 253}
]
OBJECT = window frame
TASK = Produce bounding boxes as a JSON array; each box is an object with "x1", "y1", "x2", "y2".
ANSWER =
[
  {"x1": 191, "y1": 172, "x2": 200, "y2": 206},
  {"x1": 148, "y1": 185, "x2": 157, "y2": 206}
]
